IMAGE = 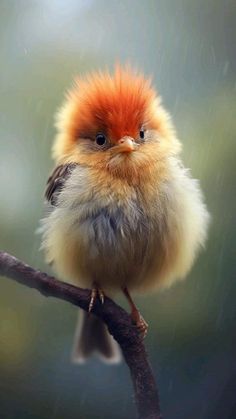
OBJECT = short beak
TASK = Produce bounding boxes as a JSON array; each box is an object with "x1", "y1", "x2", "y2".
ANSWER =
[{"x1": 116, "y1": 136, "x2": 136, "y2": 153}]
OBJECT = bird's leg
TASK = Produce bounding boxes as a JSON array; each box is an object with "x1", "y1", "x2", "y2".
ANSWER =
[
  {"x1": 88, "y1": 281, "x2": 105, "y2": 313},
  {"x1": 122, "y1": 287, "x2": 148, "y2": 338}
]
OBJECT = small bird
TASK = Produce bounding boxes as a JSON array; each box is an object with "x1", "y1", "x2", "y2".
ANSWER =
[{"x1": 40, "y1": 66, "x2": 209, "y2": 363}]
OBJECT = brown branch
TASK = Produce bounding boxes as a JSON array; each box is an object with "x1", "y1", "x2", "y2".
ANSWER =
[{"x1": 0, "y1": 251, "x2": 162, "y2": 419}]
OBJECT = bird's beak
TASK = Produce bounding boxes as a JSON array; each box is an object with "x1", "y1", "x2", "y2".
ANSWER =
[{"x1": 116, "y1": 136, "x2": 136, "y2": 153}]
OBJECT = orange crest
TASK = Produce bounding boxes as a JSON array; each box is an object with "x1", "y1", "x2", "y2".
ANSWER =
[{"x1": 65, "y1": 66, "x2": 159, "y2": 143}]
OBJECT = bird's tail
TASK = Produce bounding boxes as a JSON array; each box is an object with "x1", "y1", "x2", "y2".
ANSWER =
[{"x1": 71, "y1": 310, "x2": 121, "y2": 364}]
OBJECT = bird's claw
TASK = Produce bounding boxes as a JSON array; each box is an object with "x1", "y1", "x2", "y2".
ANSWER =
[
  {"x1": 88, "y1": 286, "x2": 105, "y2": 313},
  {"x1": 88, "y1": 288, "x2": 97, "y2": 313},
  {"x1": 98, "y1": 288, "x2": 105, "y2": 304},
  {"x1": 131, "y1": 310, "x2": 148, "y2": 339}
]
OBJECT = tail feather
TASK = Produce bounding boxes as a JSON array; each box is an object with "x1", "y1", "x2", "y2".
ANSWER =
[{"x1": 72, "y1": 310, "x2": 121, "y2": 364}]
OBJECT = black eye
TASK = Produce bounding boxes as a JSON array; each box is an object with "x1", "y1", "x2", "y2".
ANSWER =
[
  {"x1": 95, "y1": 133, "x2": 107, "y2": 146},
  {"x1": 140, "y1": 129, "x2": 145, "y2": 140}
]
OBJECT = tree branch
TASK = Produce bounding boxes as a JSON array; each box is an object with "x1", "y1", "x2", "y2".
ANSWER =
[{"x1": 0, "y1": 251, "x2": 162, "y2": 419}]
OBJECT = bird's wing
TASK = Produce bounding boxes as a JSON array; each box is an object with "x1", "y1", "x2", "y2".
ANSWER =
[{"x1": 45, "y1": 163, "x2": 77, "y2": 205}]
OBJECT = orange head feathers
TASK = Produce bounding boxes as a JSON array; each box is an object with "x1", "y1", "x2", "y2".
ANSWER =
[
  {"x1": 52, "y1": 66, "x2": 181, "y2": 180},
  {"x1": 62, "y1": 67, "x2": 156, "y2": 142}
]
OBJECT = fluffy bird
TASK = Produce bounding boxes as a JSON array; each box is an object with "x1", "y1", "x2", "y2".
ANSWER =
[{"x1": 40, "y1": 66, "x2": 209, "y2": 363}]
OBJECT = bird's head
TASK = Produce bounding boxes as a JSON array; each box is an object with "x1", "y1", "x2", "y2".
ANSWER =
[{"x1": 53, "y1": 66, "x2": 181, "y2": 183}]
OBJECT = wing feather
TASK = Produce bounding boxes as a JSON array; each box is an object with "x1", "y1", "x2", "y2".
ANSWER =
[{"x1": 45, "y1": 163, "x2": 77, "y2": 205}]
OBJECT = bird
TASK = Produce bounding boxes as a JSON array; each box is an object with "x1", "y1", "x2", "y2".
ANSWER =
[{"x1": 40, "y1": 65, "x2": 210, "y2": 363}]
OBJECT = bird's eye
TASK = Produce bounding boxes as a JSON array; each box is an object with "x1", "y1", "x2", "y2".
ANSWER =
[
  {"x1": 95, "y1": 133, "x2": 107, "y2": 146},
  {"x1": 140, "y1": 129, "x2": 145, "y2": 140}
]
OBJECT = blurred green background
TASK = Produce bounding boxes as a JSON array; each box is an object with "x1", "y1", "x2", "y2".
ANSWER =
[{"x1": 0, "y1": 1, "x2": 235, "y2": 418}]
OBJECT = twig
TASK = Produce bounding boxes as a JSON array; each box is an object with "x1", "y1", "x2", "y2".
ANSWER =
[{"x1": 0, "y1": 251, "x2": 162, "y2": 419}]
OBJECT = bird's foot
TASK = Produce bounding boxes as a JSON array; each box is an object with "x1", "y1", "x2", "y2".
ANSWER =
[
  {"x1": 122, "y1": 286, "x2": 148, "y2": 338},
  {"x1": 88, "y1": 285, "x2": 105, "y2": 313},
  {"x1": 98, "y1": 288, "x2": 105, "y2": 304},
  {"x1": 131, "y1": 309, "x2": 148, "y2": 339}
]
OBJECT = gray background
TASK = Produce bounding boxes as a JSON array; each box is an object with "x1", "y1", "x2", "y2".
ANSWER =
[{"x1": 0, "y1": 1, "x2": 235, "y2": 418}]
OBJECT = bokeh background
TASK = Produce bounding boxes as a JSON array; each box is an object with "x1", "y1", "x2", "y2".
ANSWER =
[{"x1": 0, "y1": 1, "x2": 235, "y2": 418}]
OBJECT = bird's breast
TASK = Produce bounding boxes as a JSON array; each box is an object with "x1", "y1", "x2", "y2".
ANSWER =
[
  {"x1": 42, "y1": 164, "x2": 170, "y2": 291},
  {"x1": 51, "y1": 165, "x2": 163, "y2": 288}
]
